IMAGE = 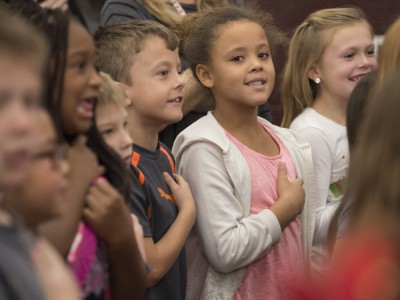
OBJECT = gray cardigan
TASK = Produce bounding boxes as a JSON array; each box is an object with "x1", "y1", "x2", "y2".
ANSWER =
[{"x1": 172, "y1": 112, "x2": 316, "y2": 299}]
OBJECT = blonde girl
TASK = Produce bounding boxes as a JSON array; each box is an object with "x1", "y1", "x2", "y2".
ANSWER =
[{"x1": 281, "y1": 7, "x2": 377, "y2": 271}]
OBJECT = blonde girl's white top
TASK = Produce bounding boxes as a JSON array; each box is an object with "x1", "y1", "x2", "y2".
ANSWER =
[{"x1": 290, "y1": 107, "x2": 349, "y2": 271}]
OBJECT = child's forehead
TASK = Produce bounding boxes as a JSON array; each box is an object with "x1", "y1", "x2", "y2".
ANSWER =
[
  {"x1": 323, "y1": 21, "x2": 373, "y2": 50},
  {"x1": 131, "y1": 36, "x2": 179, "y2": 66},
  {"x1": 0, "y1": 52, "x2": 43, "y2": 97},
  {"x1": 0, "y1": 50, "x2": 44, "y2": 76},
  {"x1": 96, "y1": 101, "x2": 126, "y2": 121},
  {"x1": 213, "y1": 20, "x2": 269, "y2": 47},
  {"x1": 97, "y1": 100, "x2": 124, "y2": 110},
  {"x1": 68, "y1": 20, "x2": 95, "y2": 53},
  {"x1": 214, "y1": 20, "x2": 267, "y2": 40},
  {"x1": 136, "y1": 36, "x2": 170, "y2": 53}
]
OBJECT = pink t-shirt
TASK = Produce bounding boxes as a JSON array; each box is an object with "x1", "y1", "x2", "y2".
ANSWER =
[{"x1": 227, "y1": 123, "x2": 304, "y2": 300}]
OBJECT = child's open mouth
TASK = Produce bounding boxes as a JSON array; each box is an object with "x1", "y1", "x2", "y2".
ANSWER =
[
  {"x1": 349, "y1": 73, "x2": 367, "y2": 82},
  {"x1": 167, "y1": 96, "x2": 183, "y2": 103},
  {"x1": 245, "y1": 79, "x2": 266, "y2": 86},
  {"x1": 77, "y1": 97, "x2": 96, "y2": 118}
]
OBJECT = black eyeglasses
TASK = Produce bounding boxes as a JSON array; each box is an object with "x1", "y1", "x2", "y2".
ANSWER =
[{"x1": 31, "y1": 144, "x2": 68, "y2": 170}]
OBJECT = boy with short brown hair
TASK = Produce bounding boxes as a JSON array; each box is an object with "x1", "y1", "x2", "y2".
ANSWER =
[{"x1": 95, "y1": 20, "x2": 195, "y2": 300}]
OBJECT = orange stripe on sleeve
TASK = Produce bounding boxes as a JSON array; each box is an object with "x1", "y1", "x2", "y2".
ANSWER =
[
  {"x1": 131, "y1": 152, "x2": 145, "y2": 185},
  {"x1": 160, "y1": 146, "x2": 175, "y2": 173}
]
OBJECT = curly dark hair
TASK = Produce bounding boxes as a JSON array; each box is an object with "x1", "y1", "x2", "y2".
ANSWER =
[{"x1": 173, "y1": 5, "x2": 286, "y2": 84}]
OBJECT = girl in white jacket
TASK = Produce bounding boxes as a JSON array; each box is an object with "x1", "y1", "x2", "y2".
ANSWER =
[{"x1": 172, "y1": 5, "x2": 316, "y2": 300}]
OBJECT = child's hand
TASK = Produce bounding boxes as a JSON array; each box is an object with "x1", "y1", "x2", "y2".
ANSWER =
[
  {"x1": 271, "y1": 162, "x2": 305, "y2": 229},
  {"x1": 83, "y1": 179, "x2": 132, "y2": 246},
  {"x1": 67, "y1": 135, "x2": 104, "y2": 186},
  {"x1": 277, "y1": 162, "x2": 305, "y2": 213},
  {"x1": 38, "y1": 136, "x2": 104, "y2": 255},
  {"x1": 162, "y1": 172, "x2": 196, "y2": 217}
]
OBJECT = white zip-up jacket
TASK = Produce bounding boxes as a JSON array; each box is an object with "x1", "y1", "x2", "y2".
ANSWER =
[{"x1": 172, "y1": 112, "x2": 316, "y2": 300}]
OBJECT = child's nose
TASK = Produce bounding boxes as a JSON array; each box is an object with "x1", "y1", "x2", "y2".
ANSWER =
[
  {"x1": 249, "y1": 58, "x2": 264, "y2": 73},
  {"x1": 122, "y1": 131, "x2": 133, "y2": 149},
  {"x1": 89, "y1": 67, "x2": 102, "y2": 89},
  {"x1": 358, "y1": 54, "x2": 374, "y2": 69}
]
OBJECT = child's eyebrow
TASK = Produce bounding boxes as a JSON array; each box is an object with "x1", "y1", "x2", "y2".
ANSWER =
[
  {"x1": 151, "y1": 60, "x2": 181, "y2": 70},
  {"x1": 226, "y1": 43, "x2": 271, "y2": 53},
  {"x1": 339, "y1": 42, "x2": 375, "y2": 52},
  {"x1": 67, "y1": 52, "x2": 87, "y2": 61},
  {"x1": 68, "y1": 48, "x2": 92, "y2": 58}
]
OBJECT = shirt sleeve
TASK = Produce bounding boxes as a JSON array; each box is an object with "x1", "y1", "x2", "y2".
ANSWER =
[
  {"x1": 295, "y1": 127, "x2": 340, "y2": 245},
  {"x1": 177, "y1": 142, "x2": 281, "y2": 274},
  {"x1": 129, "y1": 170, "x2": 152, "y2": 238}
]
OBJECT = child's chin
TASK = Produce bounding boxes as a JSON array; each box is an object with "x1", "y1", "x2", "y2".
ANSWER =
[
  {"x1": 171, "y1": 112, "x2": 184, "y2": 123},
  {"x1": 64, "y1": 120, "x2": 93, "y2": 136},
  {"x1": 159, "y1": 115, "x2": 183, "y2": 130},
  {"x1": 77, "y1": 121, "x2": 93, "y2": 134}
]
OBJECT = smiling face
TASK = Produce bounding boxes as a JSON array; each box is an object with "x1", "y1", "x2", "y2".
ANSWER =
[
  {"x1": 197, "y1": 19, "x2": 275, "y2": 112},
  {"x1": 0, "y1": 53, "x2": 42, "y2": 190},
  {"x1": 310, "y1": 21, "x2": 377, "y2": 104},
  {"x1": 61, "y1": 19, "x2": 101, "y2": 136},
  {"x1": 123, "y1": 36, "x2": 185, "y2": 129},
  {"x1": 96, "y1": 102, "x2": 133, "y2": 166}
]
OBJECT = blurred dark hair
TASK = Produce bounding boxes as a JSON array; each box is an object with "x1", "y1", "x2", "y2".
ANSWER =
[
  {"x1": 87, "y1": 120, "x2": 131, "y2": 201},
  {"x1": 346, "y1": 71, "x2": 376, "y2": 151},
  {"x1": 347, "y1": 67, "x2": 400, "y2": 235},
  {"x1": 7, "y1": 1, "x2": 68, "y2": 140},
  {"x1": 9, "y1": 0, "x2": 130, "y2": 199}
]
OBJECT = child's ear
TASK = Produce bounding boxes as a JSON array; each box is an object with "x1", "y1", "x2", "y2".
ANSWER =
[
  {"x1": 307, "y1": 64, "x2": 320, "y2": 81},
  {"x1": 123, "y1": 91, "x2": 132, "y2": 107},
  {"x1": 196, "y1": 64, "x2": 214, "y2": 89},
  {"x1": 116, "y1": 81, "x2": 132, "y2": 107}
]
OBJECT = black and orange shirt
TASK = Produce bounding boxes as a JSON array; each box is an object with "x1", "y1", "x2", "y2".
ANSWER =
[{"x1": 130, "y1": 142, "x2": 186, "y2": 300}]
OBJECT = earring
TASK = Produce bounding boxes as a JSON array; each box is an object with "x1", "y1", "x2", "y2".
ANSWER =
[{"x1": 314, "y1": 78, "x2": 321, "y2": 84}]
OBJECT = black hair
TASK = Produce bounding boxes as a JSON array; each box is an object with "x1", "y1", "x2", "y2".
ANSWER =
[
  {"x1": 7, "y1": 1, "x2": 68, "y2": 140},
  {"x1": 10, "y1": 1, "x2": 130, "y2": 199},
  {"x1": 86, "y1": 115, "x2": 131, "y2": 201},
  {"x1": 174, "y1": 5, "x2": 285, "y2": 84},
  {"x1": 328, "y1": 71, "x2": 377, "y2": 250},
  {"x1": 346, "y1": 71, "x2": 377, "y2": 151}
]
